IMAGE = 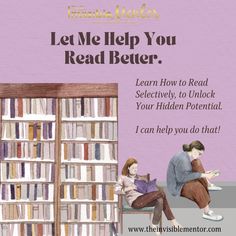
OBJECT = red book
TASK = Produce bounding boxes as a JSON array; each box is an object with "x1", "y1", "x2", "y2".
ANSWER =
[
  {"x1": 92, "y1": 184, "x2": 96, "y2": 200},
  {"x1": 37, "y1": 224, "x2": 43, "y2": 236},
  {"x1": 17, "y1": 142, "x2": 21, "y2": 158},
  {"x1": 18, "y1": 98, "x2": 23, "y2": 117},
  {"x1": 105, "y1": 97, "x2": 110, "y2": 117},
  {"x1": 20, "y1": 223, "x2": 24, "y2": 236},
  {"x1": 84, "y1": 143, "x2": 88, "y2": 160}
]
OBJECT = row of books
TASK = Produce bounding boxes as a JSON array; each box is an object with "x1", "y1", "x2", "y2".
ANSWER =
[
  {"x1": 61, "y1": 97, "x2": 117, "y2": 118},
  {"x1": 1, "y1": 121, "x2": 117, "y2": 141},
  {"x1": 0, "y1": 221, "x2": 116, "y2": 236},
  {"x1": 0, "y1": 184, "x2": 54, "y2": 201},
  {"x1": 61, "y1": 164, "x2": 116, "y2": 182},
  {"x1": 0, "y1": 204, "x2": 54, "y2": 220},
  {"x1": 61, "y1": 223, "x2": 116, "y2": 236},
  {"x1": 0, "y1": 224, "x2": 54, "y2": 236},
  {"x1": 0, "y1": 142, "x2": 55, "y2": 160},
  {"x1": 61, "y1": 143, "x2": 117, "y2": 161},
  {"x1": 1, "y1": 97, "x2": 117, "y2": 119},
  {"x1": 61, "y1": 122, "x2": 117, "y2": 140},
  {"x1": 0, "y1": 163, "x2": 55, "y2": 182},
  {"x1": 1, "y1": 98, "x2": 56, "y2": 118},
  {"x1": 0, "y1": 142, "x2": 118, "y2": 162},
  {"x1": 0, "y1": 183, "x2": 116, "y2": 202},
  {"x1": 2, "y1": 122, "x2": 55, "y2": 140},
  {"x1": 61, "y1": 203, "x2": 118, "y2": 222},
  {"x1": 60, "y1": 184, "x2": 116, "y2": 201}
]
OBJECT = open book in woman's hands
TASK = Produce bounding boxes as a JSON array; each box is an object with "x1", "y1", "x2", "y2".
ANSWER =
[
  {"x1": 206, "y1": 170, "x2": 220, "y2": 176},
  {"x1": 212, "y1": 170, "x2": 220, "y2": 176}
]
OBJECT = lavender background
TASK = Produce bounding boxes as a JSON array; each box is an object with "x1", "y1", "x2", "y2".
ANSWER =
[{"x1": 0, "y1": 0, "x2": 235, "y2": 181}]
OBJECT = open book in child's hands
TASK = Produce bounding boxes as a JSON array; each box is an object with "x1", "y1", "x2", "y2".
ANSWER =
[{"x1": 134, "y1": 179, "x2": 157, "y2": 194}]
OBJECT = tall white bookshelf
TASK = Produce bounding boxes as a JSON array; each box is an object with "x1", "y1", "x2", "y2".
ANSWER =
[{"x1": 0, "y1": 84, "x2": 118, "y2": 236}]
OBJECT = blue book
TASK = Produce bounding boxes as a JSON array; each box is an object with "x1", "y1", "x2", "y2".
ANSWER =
[
  {"x1": 48, "y1": 122, "x2": 52, "y2": 139},
  {"x1": 45, "y1": 184, "x2": 49, "y2": 200},
  {"x1": 27, "y1": 184, "x2": 30, "y2": 199},
  {"x1": 33, "y1": 123, "x2": 37, "y2": 139},
  {"x1": 27, "y1": 224, "x2": 32, "y2": 235},
  {"x1": 36, "y1": 163, "x2": 41, "y2": 179},
  {"x1": 3, "y1": 142, "x2": 8, "y2": 158},
  {"x1": 37, "y1": 143, "x2": 41, "y2": 158},
  {"x1": 34, "y1": 184, "x2": 37, "y2": 200},
  {"x1": 43, "y1": 122, "x2": 47, "y2": 139},
  {"x1": 95, "y1": 143, "x2": 100, "y2": 160},
  {"x1": 10, "y1": 98, "x2": 15, "y2": 118},
  {"x1": 2, "y1": 184, "x2": 6, "y2": 200},
  {"x1": 81, "y1": 97, "x2": 84, "y2": 116},
  {"x1": 15, "y1": 122, "x2": 19, "y2": 139},
  {"x1": 21, "y1": 163, "x2": 25, "y2": 178},
  {"x1": 0, "y1": 143, "x2": 2, "y2": 160},
  {"x1": 102, "y1": 184, "x2": 106, "y2": 200},
  {"x1": 10, "y1": 184, "x2": 15, "y2": 199},
  {"x1": 6, "y1": 163, "x2": 9, "y2": 179}
]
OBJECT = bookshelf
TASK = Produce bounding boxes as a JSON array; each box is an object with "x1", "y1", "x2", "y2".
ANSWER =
[{"x1": 0, "y1": 84, "x2": 118, "y2": 236}]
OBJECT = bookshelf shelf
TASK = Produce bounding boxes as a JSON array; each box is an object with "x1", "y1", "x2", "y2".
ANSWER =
[
  {"x1": 0, "y1": 84, "x2": 118, "y2": 236},
  {"x1": 61, "y1": 160, "x2": 117, "y2": 165},
  {"x1": 1, "y1": 158, "x2": 55, "y2": 163},
  {"x1": 61, "y1": 181, "x2": 117, "y2": 184},
  {"x1": 61, "y1": 139, "x2": 117, "y2": 143},
  {"x1": 61, "y1": 200, "x2": 118, "y2": 203},
  {"x1": 0, "y1": 220, "x2": 54, "y2": 224},
  {"x1": 1, "y1": 139, "x2": 55, "y2": 142},
  {"x1": 2, "y1": 116, "x2": 56, "y2": 122},
  {"x1": 61, "y1": 221, "x2": 116, "y2": 224},
  {"x1": 61, "y1": 117, "x2": 117, "y2": 122},
  {"x1": 61, "y1": 138, "x2": 117, "y2": 143},
  {"x1": 0, "y1": 180, "x2": 54, "y2": 184},
  {"x1": 0, "y1": 200, "x2": 54, "y2": 204}
]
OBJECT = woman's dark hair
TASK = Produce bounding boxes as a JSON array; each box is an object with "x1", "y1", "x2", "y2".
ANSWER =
[{"x1": 183, "y1": 140, "x2": 205, "y2": 152}]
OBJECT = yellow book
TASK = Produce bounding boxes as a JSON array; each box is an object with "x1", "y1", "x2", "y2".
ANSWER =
[
  {"x1": 29, "y1": 122, "x2": 34, "y2": 140},
  {"x1": 64, "y1": 185, "x2": 67, "y2": 199},
  {"x1": 92, "y1": 203, "x2": 97, "y2": 221},
  {"x1": 109, "y1": 185, "x2": 114, "y2": 201},
  {"x1": 73, "y1": 184, "x2": 78, "y2": 199},
  {"x1": 32, "y1": 224, "x2": 35, "y2": 236},
  {"x1": 27, "y1": 204, "x2": 32, "y2": 220},
  {"x1": 64, "y1": 143, "x2": 68, "y2": 160},
  {"x1": 16, "y1": 184, "x2": 21, "y2": 200},
  {"x1": 10, "y1": 163, "x2": 16, "y2": 179},
  {"x1": 65, "y1": 224, "x2": 69, "y2": 236}
]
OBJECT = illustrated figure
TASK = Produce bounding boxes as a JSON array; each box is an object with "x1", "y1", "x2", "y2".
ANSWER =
[
  {"x1": 116, "y1": 157, "x2": 181, "y2": 235},
  {"x1": 167, "y1": 140, "x2": 223, "y2": 221}
]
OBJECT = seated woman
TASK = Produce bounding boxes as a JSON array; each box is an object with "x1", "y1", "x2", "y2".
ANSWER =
[
  {"x1": 116, "y1": 157, "x2": 181, "y2": 234},
  {"x1": 167, "y1": 140, "x2": 223, "y2": 221}
]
